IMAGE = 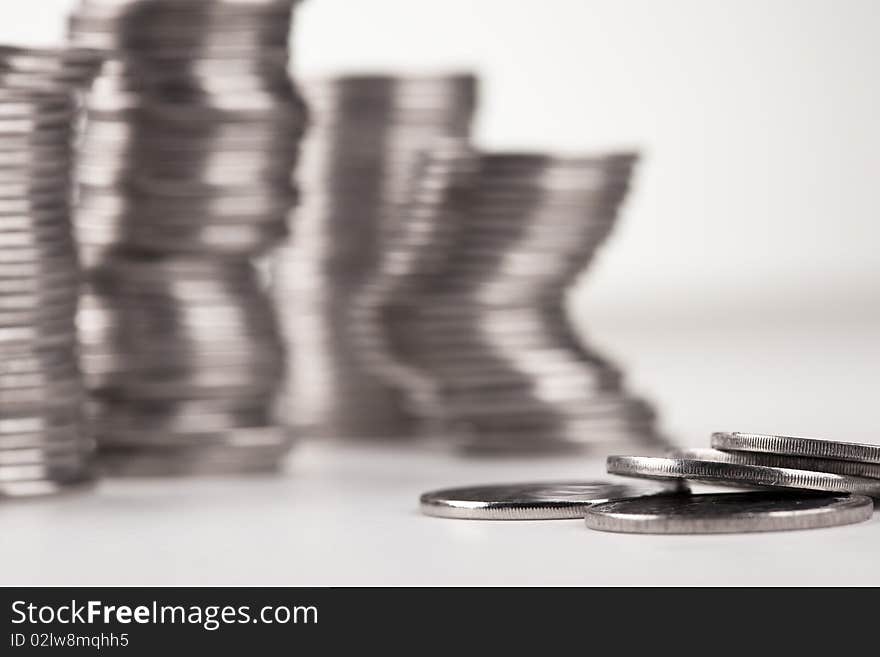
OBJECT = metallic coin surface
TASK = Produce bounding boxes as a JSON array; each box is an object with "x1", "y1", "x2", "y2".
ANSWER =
[
  {"x1": 712, "y1": 431, "x2": 880, "y2": 465},
  {"x1": 585, "y1": 492, "x2": 874, "y2": 534},
  {"x1": 671, "y1": 447, "x2": 880, "y2": 481},
  {"x1": 606, "y1": 455, "x2": 880, "y2": 497},
  {"x1": 419, "y1": 480, "x2": 685, "y2": 520}
]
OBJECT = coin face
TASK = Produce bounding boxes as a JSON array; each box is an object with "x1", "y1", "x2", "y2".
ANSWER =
[
  {"x1": 607, "y1": 455, "x2": 880, "y2": 497},
  {"x1": 419, "y1": 480, "x2": 685, "y2": 520},
  {"x1": 585, "y1": 492, "x2": 874, "y2": 534},
  {"x1": 712, "y1": 431, "x2": 880, "y2": 465}
]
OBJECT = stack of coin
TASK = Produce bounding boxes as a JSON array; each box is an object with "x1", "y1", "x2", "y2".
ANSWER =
[
  {"x1": 70, "y1": 0, "x2": 306, "y2": 260},
  {"x1": 0, "y1": 48, "x2": 101, "y2": 496},
  {"x1": 354, "y1": 142, "x2": 667, "y2": 454},
  {"x1": 273, "y1": 75, "x2": 477, "y2": 439},
  {"x1": 592, "y1": 431, "x2": 880, "y2": 533},
  {"x1": 0, "y1": 46, "x2": 102, "y2": 92},
  {"x1": 68, "y1": 0, "x2": 305, "y2": 474}
]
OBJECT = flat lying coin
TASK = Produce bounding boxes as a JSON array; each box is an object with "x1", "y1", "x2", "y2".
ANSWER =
[
  {"x1": 671, "y1": 447, "x2": 880, "y2": 480},
  {"x1": 585, "y1": 492, "x2": 874, "y2": 534},
  {"x1": 712, "y1": 431, "x2": 880, "y2": 465},
  {"x1": 607, "y1": 455, "x2": 880, "y2": 497},
  {"x1": 419, "y1": 480, "x2": 685, "y2": 520}
]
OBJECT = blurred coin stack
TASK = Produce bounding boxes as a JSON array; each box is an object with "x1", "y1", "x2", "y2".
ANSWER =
[
  {"x1": 68, "y1": 0, "x2": 305, "y2": 474},
  {"x1": 355, "y1": 143, "x2": 669, "y2": 454},
  {"x1": 273, "y1": 75, "x2": 477, "y2": 439},
  {"x1": 0, "y1": 47, "x2": 102, "y2": 496}
]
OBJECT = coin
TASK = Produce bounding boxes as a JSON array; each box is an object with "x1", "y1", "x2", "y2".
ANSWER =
[
  {"x1": 712, "y1": 431, "x2": 880, "y2": 465},
  {"x1": 606, "y1": 455, "x2": 880, "y2": 497},
  {"x1": 420, "y1": 480, "x2": 687, "y2": 519},
  {"x1": 0, "y1": 46, "x2": 102, "y2": 92},
  {"x1": 584, "y1": 492, "x2": 874, "y2": 534},
  {"x1": 0, "y1": 428, "x2": 87, "y2": 450},
  {"x1": 671, "y1": 447, "x2": 880, "y2": 480}
]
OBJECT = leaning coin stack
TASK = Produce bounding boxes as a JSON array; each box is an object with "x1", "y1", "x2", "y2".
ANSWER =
[
  {"x1": 68, "y1": 0, "x2": 305, "y2": 474},
  {"x1": 591, "y1": 431, "x2": 880, "y2": 533},
  {"x1": 0, "y1": 47, "x2": 102, "y2": 496},
  {"x1": 273, "y1": 75, "x2": 477, "y2": 439},
  {"x1": 355, "y1": 142, "x2": 667, "y2": 454}
]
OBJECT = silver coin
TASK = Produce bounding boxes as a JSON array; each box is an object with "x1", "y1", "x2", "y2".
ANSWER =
[
  {"x1": 77, "y1": 218, "x2": 286, "y2": 255},
  {"x1": 0, "y1": 348, "x2": 78, "y2": 373},
  {"x1": 420, "y1": 480, "x2": 684, "y2": 520},
  {"x1": 0, "y1": 243, "x2": 72, "y2": 264},
  {"x1": 671, "y1": 447, "x2": 880, "y2": 481},
  {"x1": 0, "y1": 442, "x2": 94, "y2": 467},
  {"x1": 606, "y1": 455, "x2": 880, "y2": 497},
  {"x1": 585, "y1": 492, "x2": 874, "y2": 534},
  {"x1": 0, "y1": 308, "x2": 75, "y2": 329},
  {"x1": 712, "y1": 431, "x2": 880, "y2": 465},
  {"x1": 0, "y1": 385, "x2": 84, "y2": 410},
  {"x1": 0, "y1": 261, "x2": 78, "y2": 282},
  {"x1": 0, "y1": 426, "x2": 86, "y2": 448},
  {"x1": 0, "y1": 366, "x2": 81, "y2": 390}
]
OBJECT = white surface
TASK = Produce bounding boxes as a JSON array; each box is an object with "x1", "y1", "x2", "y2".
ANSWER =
[{"x1": 3, "y1": 314, "x2": 879, "y2": 587}]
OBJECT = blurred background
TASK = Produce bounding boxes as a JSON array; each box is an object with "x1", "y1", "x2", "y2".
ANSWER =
[
  {"x1": 10, "y1": 0, "x2": 879, "y2": 317},
  {"x1": 2, "y1": 0, "x2": 880, "y2": 443},
  {"x1": 1, "y1": 0, "x2": 878, "y2": 585}
]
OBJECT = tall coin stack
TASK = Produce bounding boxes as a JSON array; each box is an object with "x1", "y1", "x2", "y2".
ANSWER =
[
  {"x1": 68, "y1": 0, "x2": 306, "y2": 475},
  {"x1": 356, "y1": 143, "x2": 669, "y2": 454},
  {"x1": 274, "y1": 75, "x2": 477, "y2": 439},
  {"x1": 0, "y1": 47, "x2": 101, "y2": 496}
]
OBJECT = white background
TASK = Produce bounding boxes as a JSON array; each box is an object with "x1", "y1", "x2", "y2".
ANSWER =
[{"x1": 1, "y1": 1, "x2": 879, "y2": 585}]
